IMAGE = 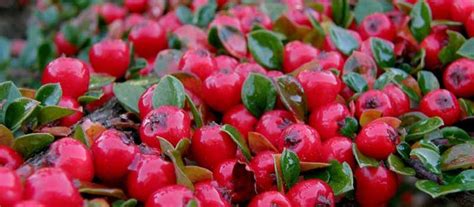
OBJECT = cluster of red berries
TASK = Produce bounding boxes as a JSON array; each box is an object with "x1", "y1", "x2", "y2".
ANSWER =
[{"x1": 2, "y1": 0, "x2": 474, "y2": 206}]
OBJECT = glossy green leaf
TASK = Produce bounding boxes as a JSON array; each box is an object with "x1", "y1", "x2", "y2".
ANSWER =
[
  {"x1": 439, "y1": 30, "x2": 465, "y2": 65},
  {"x1": 391, "y1": 75, "x2": 421, "y2": 103},
  {"x1": 5, "y1": 98, "x2": 40, "y2": 131},
  {"x1": 457, "y1": 38, "x2": 474, "y2": 60},
  {"x1": 218, "y1": 26, "x2": 247, "y2": 58},
  {"x1": 193, "y1": 1, "x2": 217, "y2": 28},
  {"x1": 441, "y1": 126, "x2": 471, "y2": 145},
  {"x1": 248, "y1": 30, "x2": 284, "y2": 70},
  {"x1": 406, "y1": 117, "x2": 444, "y2": 141},
  {"x1": 274, "y1": 75, "x2": 307, "y2": 121},
  {"x1": 37, "y1": 40, "x2": 56, "y2": 70},
  {"x1": 176, "y1": 6, "x2": 193, "y2": 24},
  {"x1": 112, "y1": 199, "x2": 138, "y2": 207},
  {"x1": 152, "y1": 75, "x2": 186, "y2": 109},
  {"x1": 410, "y1": 148, "x2": 441, "y2": 175},
  {"x1": 342, "y1": 72, "x2": 368, "y2": 93},
  {"x1": 354, "y1": 0, "x2": 384, "y2": 24},
  {"x1": 417, "y1": 71, "x2": 439, "y2": 95},
  {"x1": 331, "y1": 0, "x2": 352, "y2": 27},
  {"x1": 339, "y1": 117, "x2": 359, "y2": 139},
  {"x1": 388, "y1": 154, "x2": 416, "y2": 176},
  {"x1": 459, "y1": 98, "x2": 474, "y2": 116},
  {"x1": 419, "y1": 139, "x2": 439, "y2": 153},
  {"x1": 113, "y1": 82, "x2": 145, "y2": 114},
  {"x1": 38, "y1": 105, "x2": 76, "y2": 125},
  {"x1": 159, "y1": 137, "x2": 195, "y2": 190},
  {"x1": 185, "y1": 95, "x2": 203, "y2": 128},
  {"x1": 330, "y1": 25, "x2": 360, "y2": 55},
  {"x1": 327, "y1": 161, "x2": 354, "y2": 195},
  {"x1": 78, "y1": 90, "x2": 104, "y2": 104},
  {"x1": 0, "y1": 124, "x2": 13, "y2": 147},
  {"x1": 409, "y1": 0, "x2": 432, "y2": 42},
  {"x1": 441, "y1": 143, "x2": 474, "y2": 171},
  {"x1": 35, "y1": 83, "x2": 62, "y2": 106},
  {"x1": 397, "y1": 142, "x2": 412, "y2": 160},
  {"x1": 399, "y1": 111, "x2": 428, "y2": 128},
  {"x1": 73, "y1": 125, "x2": 90, "y2": 147},
  {"x1": 153, "y1": 50, "x2": 182, "y2": 77},
  {"x1": 280, "y1": 149, "x2": 301, "y2": 189},
  {"x1": 415, "y1": 170, "x2": 474, "y2": 198},
  {"x1": 242, "y1": 73, "x2": 276, "y2": 117},
  {"x1": 12, "y1": 133, "x2": 54, "y2": 158},
  {"x1": 353, "y1": 144, "x2": 379, "y2": 168},
  {"x1": 371, "y1": 37, "x2": 395, "y2": 68},
  {"x1": 0, "y1": 81, "x2": 22, "y2": 123},
  {"x1": 221, "y1": 124, "x2": 252, "y2": 161}
]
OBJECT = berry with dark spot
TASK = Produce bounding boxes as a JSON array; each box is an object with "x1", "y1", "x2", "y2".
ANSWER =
[
  {"x1": 420, "y1": 89, "x2": 461, "y2": 125},
  {"x1": 286, "y1": 179, "x2": 335, "y2": 207},
  {"x1": 249, "y1": 151, "x2": 277, "y2": 192},
  {"x1": 194, "y1": 180, "x2": 231, "y2": 207},
  {"x1": 355, "y1": 90, "x2": 395, "y2": 118},
  {"x1": 358, "y1": 13, "x2": 395, "y2": 41},
  {"x1": 255, "y1": 110, "x2": 296, "y2": 150},
  {"x1": 279, "y1": 123, "x2": 322, "y2": 162},
  {"x1": 443, "y1": 58, "x2": 474, "y2": 98},
  {"x1": 46, "y1": 138, "x2": 94, "y2": 181},
  {"x1": 355, "y1": 120, "x2": 400, "y2": 160}
]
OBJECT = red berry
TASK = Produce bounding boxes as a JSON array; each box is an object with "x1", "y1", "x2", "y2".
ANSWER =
[
  {"x1": 171, "y1": 25, "x2": 210, "y2": 50},
  {"x1": 321, "y1": 136, "x2": 356, "y2": 168},
  {"x1": 124, "y1": 0, "x2": 147, "y2": 13},
  {"x1": 212, "y1": 159, "x2": 255, "y2": 202},
  {"x1": 382, "y1": 84, "x2": 410, "y2": 117},
  {"x1": 239, "y1": 9, "x2": 272, "y2": 34},
  {"x1": 360, "y1": 37, "x2": 395, "y2": 62},
  {"x1": 420, "y1": 31, "x2": 448, "y2": 70},
  {"x1": 358, "y1": 13, "x2": 395, "y2": 41},
  {"x1": 202, "y1": 70, "x2": 243, "y2": 112},
  {"x1": 420, "y1": 89, "x2": 461, "y2": 125},
  {"x1": 283, "y1": 41, "x2": 319, "y2": 73},
  {"x1": 191, "y1": 125, "x2": 237, "y2": 169},
  {"x1": 138, "y1": 84, "x2": 157, "y2": 119},
  {"x1": 0, "y1": 167, "x2": 22, "y2": 207},
  {"x1": 356, "y1": 120, "x2": 399, "y2": 160},
  {"x1": 234, "y1": 63, "x2": 266, "y2": 79},
  {"x1": 179, "y1": 48, "x2": 217, "y2": 80},
  {"x1": 139, "y1": 105, "x2": 191, "y2": 148},
  {"x1": 297, "y1": 70, "x2": 341, "y2": 111},
  {"x1": 427, "y1": 0, "x2": 450, "y2": 19},
  {"x1": 158, "y1": 12, "x2": 182, "y2": 33},
  {"x1": 450, "y1": 0, "x2": 474, "y2": 23},
  {"x1": 249, "y1": 151, "x2": 277, "y2": 192},
  {"x1": 126, "y1": 154, "x2": 176, "y2": 202},
  {"x1": 91, "y1": 129, "x2": 138, "y2": 184},
  {"x1": 355, "y1": 166, "x2": 398, "y2": 207},
  {"x1": 286, "y1": 179, "x2": 335, "y2": 207},
  {"x1": 129, "y1": 21, "x2": 167, "y2": 59},
  {"x1": 0, "y1": 145, "x2": 23, "y2": 170},
  {"x1": 146, "y1": 185, "x2": 197, "y2": 207},
  {"x1": 223, "y1": 104, "x2": 258, "y2": 138},
  {"x1": 248, "y1": 191, "x2": 291, "y2": 207},
  {"x1": 54, "y1": 32, "x2": 77, "y2": 56},
  {"x1": 194, "y1": 181, "x2": 231, "y2": 207},
  {"x1": 89, "y1": 39, "x2": 130, "y2": 78},
  {"x1": 42, "y1": 57, "x2": 90, "y2": 98},
  {"x1": 467, "y1": 13, "x2": 474, "y2": 37},
  {"x1": 57, "y1": 96, "x2": 83, "y2": 127},
  {"x1": 213, "y1": 159, "x2": 236, "y2": 189},
  {"x1": 46, "y1": 138, "x2": 93, "y2": 181},
  {"x1": 14, "y1": 200, "x2": 45, "y2": 207},
  {"x1": 443, "y1": 58, "x2": 474, "y2": 98},
  {"x1": 23, "y1": 168, "x2": 83, "y2": 207},
  {"x1": 255, "y1": 110, "x2": 295, "y2": 150},
  {"x1": 279, "y1": 123, "x2": 322, "y2": 162},
  {"x1": 316, "y1": 51, "x2": 345, "y2": 72},
  {"x1": 355, "y1": 90, "x2": 395, "y2": 118},
  {"x1": 286, "y1": 9, "x2": 320, "y2": 28},
  {"x1": 85, "y1": 83, "x2": 114, "y2": 111},
  {"x1": 209, "y1": 14, "x2": 243, "y2": 33},
  {"x1": 309, "y1": 102, "x2": 351, "y2": 141},
  {"x1": 99, "y1": 3, "x2": 126, "y2": 24},
  {"x1": 215, "y1": 55, "x2": 239, "y2": 71}
]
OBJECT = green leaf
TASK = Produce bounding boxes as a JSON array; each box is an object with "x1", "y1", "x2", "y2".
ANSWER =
[
  {"x1": 353, "y1": 144, "x2": 379, "y2": 168},
  {"x1": 152, "y1": 75, "x2": 186, "y2": 109},
  {"x1": 342, "y1": 72, "x2": 368, "y2": 93},
  {"x1": 371, "y1": 37, "x2": 395, "y2": 68},
  {"x1": 397, "y1": 142, "x2": 412, "y2": 160},
  {"x1": 441, "y1": 143, "x2": 474, "y2": 171},
  {"x1": 274, "y1": 75, "x2": 307, "y2": 121},
  {"x1": 388, "y1": 154, "x2": 416, "y2": 176},
  {"x1": 185, "y1": 199, "x2": 199, "y2": 207},
  {"x1": 12, "y1": 133, "x2": 54, "y2": 158},
  {"x1": 73, "y1": 125, "x2": 90, "y2": 147},
  {"x1": 248, "y1": 30, "x2": 284, "y2": 70},
  {"x1": 159, "y1": 138, "x2": 195, "y2": 190},
  {"x1": 339, "y1": 117, "x2": 359, "y2": 139},
  {"x1": 221, "y1": 124, "x2": 252, "y2": 161},
  {"x1": 113, "y1": 82, "x2": 145, "y2": 113},
  {"x1": 416, "y1": 170, "x2": 474, "y2": 198},
  {"x1": 410, "y1": 148, "x2": 441, "y2": 175},
  {"x1": 406, "y1": 117, "x2": 444, "y2": 141},
  {"x1": 217, "y1": 26, "x2": 247, "y2": 58},
  {"x1": 438, "y1": 30, "x2": 466, "y2": 65},
  {"x1": 37, "y1": 40, "x2": 56, "y2": 70},
  {"x1": 457, "y1": 38, "x2": 474, "y2": 60},
  {"x1": 38, "y1": 105, "x2": 76, "y2": 125},
  {"x1": 399, "y1": 111, "x2": 428, "y2": 128},
  {"x1": 391, "y1": 74, "x2": 421, "y2": 103},
  {"x1": 354, "y1": 0, "x2": 384, "y2": 24},
  {"x1": 241, "y1": 73, "x2": 276, "y2": 117},
  {"x1": 89, "y1": 74, "x2": 115, "y2": 90},
  {"x1": 176, "y1": 6, "x2": 193, "y2": 24},
  {"x1": 459, "y1": 98, "x2": 474, "y2": 116},
  {"x1": 417, "y1": 71, "x2": 439, "y2": 95},
  {"x1": 153, "y1": 50, "x2": 182, "y2": 77},
  {"x1": 280, "y1": 149, "x2": 301, "y2": 189},
  {"x1": 193, "y1": 1, "x2": 217, "y2": 28},
  {"x1": 409, "y1": 0, "x2": 432, "y2": 42},
  {"x1": 0, "y1": 81, "x2": 22, "y2": 123},
  {"x1": 112, "y1": 199, "x2": 138, "y2": 207},
  {"x1": 0, "y1": 37, "x2": 10, "y2": 70},
  {"x1": 78, "y1": 90, "x2": 104, "y2": 104},
  {"x1": 260, "y1": 2, "x2": 287, "y2": 21},
  {"x1": 35, "y1": 83, "x2": 62, "y2": 106},
  {"x1": 329, "y1": 25, "x2": 360, "y2": 55},
  {"x1": 5, "y1": 98, "x2": 40, "y2": 131},
  {"x1": 0, "y1": 124, "x2": 14, "y2": 147},
  {"x1": 185, "y1": 95, "x2": 203, "y2": 128},
  {"x1": 326, "y1": 161, "x2": 354, "y2": 195},
  {"x1": 331, "y1": 0, "x2": 352, "y2": 27},
  {"x1": 441, "y1": 127, "x2": 472, "y2": 145}
]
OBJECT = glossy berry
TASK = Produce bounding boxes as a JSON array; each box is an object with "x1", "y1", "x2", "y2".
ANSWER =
[
  {"x1": 0, "y1": 167, "x2": 22, "y2": 207},
  {"x1": 124, "y1": 0, "x2": 147, "y2": 13},
  {"x1": 321, "y1": 136, "x2": 356, "y2": 168},
  {"x1": 297, "y1": 70, "x2": 341, "y2": 111},
  {"x1": 358, "y1": 13, "x2": 395, "y2": 41},
  {"x1": 234, "y1": 63, "x2": 266, "y2": 79},
  {"x1": 249, "y1": 151, "x2": 277, "y2": 192},
  {"x1": 42, "y1": 57, "x2": 90, "y2": 98},
  {"x1": 309, "y1": 102, "x2": 350, "y2": 141},
  {"x1": 54, "y1": 32, "x2": 77, "y2": 56},
  {"x1": 355, "y1": 166, "x2": 398, "y2": 207},
  {"x1": 171, "y1": 25, "x2": 210, "y2": 50},
  {"x1": 355, "y1": 90, "x2": 394, "y2": 118},
  {"x1": 286, "y1": 179, "x2": 335, "y2": 207},
  {"x1": 316, "y1": 51, "x2": 345, "y2": 72},
  {"x1": 89, "y1": 39, "x2": 130, "y2": 78},
  {"x1": 283, "y1": 41, "x2": 319, "y2": 73},
  {"x1": 129, "y1": 21, "x2": 167, "y2": 58},
  {"x1": 146, "y1": 185, "x2": 197, "y2": 207},
  {"x1": 420, "y1": 31, "x2": 447, "y2": 70},
  {"x1": 46, "y1": 138, "x2": 93, "y2": 181},
  {"x1": 179, "y1": 48, "x2": 217, "y2": 81},
  {"x1": 202, "y1": 70, "x2": 243, "y2": 112},
  {"x1": 99, "y1": 3, "x2": 126, "y2": 24},
  {"x1": 127, "y1": 154, "x2": 176, "y2": 202},
  {"x1": 223, "y1": 104, "x2": 258, "y2": 138},
  {"x1": 194, "y1": 181, "x2": 231, "y2": 207},
  {"x1": 23, "y1": 167, "x2": 83, "y2": 207},
  {"x1": 356, "y1": 120, "x2": 399, "y2": 160},
  {"x1": 466, "y1": 13, "x2": 474, "y2": 37},
  {"x1": 382, "y1": 84, "x2": 410, "y2": 117},
  {"x1": 0, "y1": 145, "x2": 23, "y2": 170},
  {"x1": 427, "y1": 0, "x2": 450, "y2": 19},
  {"x1": 450, "y1": 0, "x2": 474, "y2": 23},
  {"x1": 279, "y1": 124, "x2": 322, "y2": 162},
  {"x1": 248, "y1": 191, "x2": 291, "y2": 207},
  {"x1": 255, "y1": 110, "x2": 295, "y2": 150},
  {"x1": 215, "y1": 55, "x2": 239, "y2": 71},
  {"x1": 420, "y1": 89, "x2": 461, "y2": 125},
  {"x1": 139, "y1": 105, "x2": 191, "y2": 148},
  {"x1": 14, "y1": 200, "x2": 46, "y2": 207},
  {"x1": 91, "y1": 129, "x2": 138, "y2": 184},
  {"x1": 57, "y1": 96, "x2": 83, "y2": 127},
  {"x1": 138, "y1": 84, "x2": 157, "y2": 119},
  {"x1": 443, "y1": 58, "x2": 474, "y2": 98},
  {"x1": 191, "y1": 125, "x2": 237, "y2": 170}
]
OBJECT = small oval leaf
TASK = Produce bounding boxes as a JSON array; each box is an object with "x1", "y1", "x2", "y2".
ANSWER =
[
  {"x1": 352, "y1": 144, "x2": 379, "y2": 168},
  {"x1": 248, "y1": 30, "x2": 284, "y2": 70},
  {"x1": 410, "y1": 148, "x2": 441, "y2": 175},
  {"x1": 388, "y1": 154, "x2": 416, "y2": 176},
  {"x1": 406, "y1": 117, "x2": 444, "y2": 141},
  {"x1": 242, "y1": 73, "x2": 277, "y2": 117},
  {"x1": 221, "y1": 124, "x2": 252, "y2": 161},
  {"x1": 113, "y1": 82, "x2": 146, "y2": 114},
  {"x1": 38, "y1": 105, "x2": 76, "y2": 125},
  {"x1": 280, "y1": 149, "x2": 301, "y2": 189},
  {"x1": 152, "y1": 75, "x2": 186, "y2": 109},
  {"x1": 5, "y1": 98, "x2": 40, "y2": 131},
  {"x1": 370, "y1": 37, "x2": 395, "y2": 68},
  {"x1": 274, "y1": 75, "x2": 308, "y2": 121},
  {"x1": 409, "y1": 0, "x2": 432, "y2": 42},
  {"x1": 248, "y1": 132, "x2": 278, "y2": 154},
  {"x1": 417, "y1": 71, "x2": 440, "y2": 95},
  {"x1": 12, "y1": 133, "x2": 54, "y2": 158},
  {"x1": 330, "y1": 25, "x2": 360, "y2": 55},
  {"x1": 441, "y1": 143, "x2": 474, "y2": 171}
]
